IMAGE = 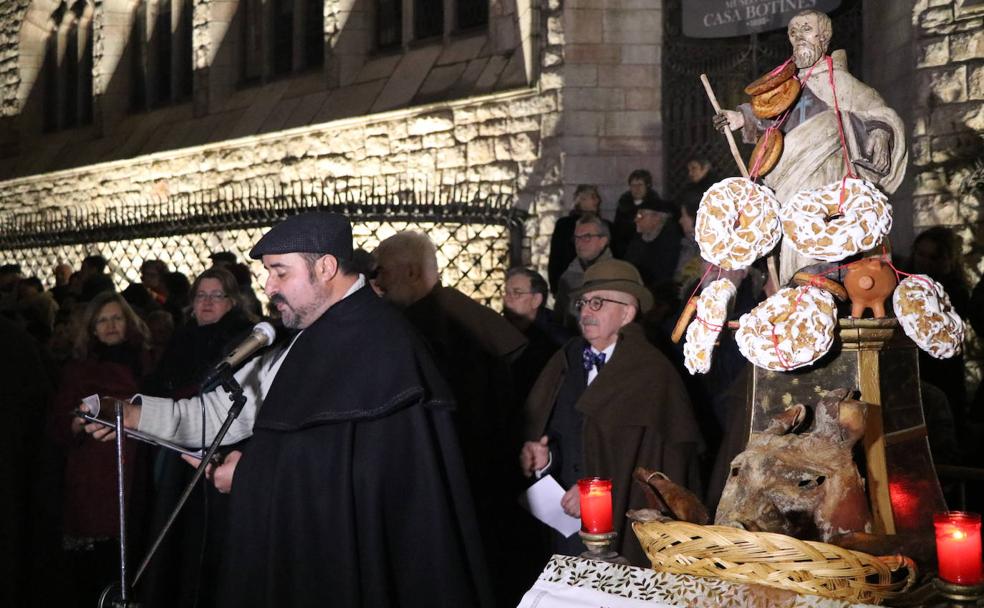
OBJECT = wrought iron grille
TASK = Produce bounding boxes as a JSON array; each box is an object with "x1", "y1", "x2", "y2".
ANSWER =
[
  {"x1": 0, "y1": 175, "x2": 527, "y2": 308},
  {"x1": 661, "y1": 0, "x2": 863, "y2": 199}
]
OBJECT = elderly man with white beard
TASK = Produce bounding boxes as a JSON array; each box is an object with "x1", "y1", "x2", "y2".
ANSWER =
[
  {"x1": 714, "y1": 9, "x2": 907, "y2": 283},
  {"x1": 519, "y1": 259, "x2": 703, "y2": 565}
]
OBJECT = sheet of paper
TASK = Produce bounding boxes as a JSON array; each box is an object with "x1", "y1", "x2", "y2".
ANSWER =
[
  {"x1": 82, "y1": 394, "x2": 101, "y2": 417},
  {"x1": 520, "y1": 475, "x2": 581, "y2": 538}
]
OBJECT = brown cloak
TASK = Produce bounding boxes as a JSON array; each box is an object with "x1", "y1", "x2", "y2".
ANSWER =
[{"x1": 523, "y1": 323, "x2": 704, "y2": 565}]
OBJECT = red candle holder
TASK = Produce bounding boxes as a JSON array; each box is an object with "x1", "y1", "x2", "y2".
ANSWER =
[
  {"x1": 578, "y1": 477, "x2": 613, "y2": 534},
  {"x1": 934, "y1": 511, "x2": 983, "y2": 586}
]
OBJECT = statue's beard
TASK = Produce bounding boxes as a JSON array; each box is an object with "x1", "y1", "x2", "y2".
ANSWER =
[{"x1": 793, "y1": 43, "x2": 823, "y2": 68}]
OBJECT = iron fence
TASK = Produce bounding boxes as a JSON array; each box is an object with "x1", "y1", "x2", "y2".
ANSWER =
[{"x1": 0, "y1": 175, "x2": 527, "y2": 308}]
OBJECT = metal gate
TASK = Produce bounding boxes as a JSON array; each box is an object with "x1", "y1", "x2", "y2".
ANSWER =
[{"x1": 0, "y1": 175, "x2": 526, "y2": 307}]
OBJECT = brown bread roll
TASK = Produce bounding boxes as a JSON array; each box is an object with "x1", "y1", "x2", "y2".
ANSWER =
[
  {"x1": 751, "y1": 77, "x2": 801, "y2": 118},
  {"x1": 745, "y1": 60, "x2": 796, "y2": 96}
]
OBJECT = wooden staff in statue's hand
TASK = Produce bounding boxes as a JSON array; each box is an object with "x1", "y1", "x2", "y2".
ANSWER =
[{"x1": 700, "y1": 74, "x2": 749, "y2": 178}]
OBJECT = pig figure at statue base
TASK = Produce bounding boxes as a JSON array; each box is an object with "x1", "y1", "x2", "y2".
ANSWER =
[
  {"x1": 843, "y1": 258, "x2": 897, "y2": 319},
  {"x1": 715, "y1": 388, "x2": 873, "y2": 543}
]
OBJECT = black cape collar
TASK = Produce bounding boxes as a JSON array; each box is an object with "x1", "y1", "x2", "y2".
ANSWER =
[{"x1": 255, "y1": 285, "x2": 453, "y2": 431}]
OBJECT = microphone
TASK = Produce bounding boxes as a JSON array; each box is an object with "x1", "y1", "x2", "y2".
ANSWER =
[{"x1": 200, "y1": 322, "x2": 277, "y2": 392}]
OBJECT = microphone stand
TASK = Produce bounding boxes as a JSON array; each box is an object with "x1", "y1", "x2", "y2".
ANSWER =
[
  {"x1": 98, "y1": 400, "x2": 137, "y2": 607},
  {"x1": 100, "y1": 373, "x2": 248, "y2": 606}
]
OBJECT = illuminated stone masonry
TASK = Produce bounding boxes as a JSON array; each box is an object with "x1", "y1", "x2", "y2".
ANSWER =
[
  {"x1": 911, "y1": 0, "x2": 984, "y2": 278},
  {"x1": 0, "y1": 88, "x2": 558, "y2": 307}
]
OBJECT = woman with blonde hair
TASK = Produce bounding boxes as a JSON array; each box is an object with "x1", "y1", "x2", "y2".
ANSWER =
[{"x1": 47, "y1": 291, "x2": 151, "y2": 606}]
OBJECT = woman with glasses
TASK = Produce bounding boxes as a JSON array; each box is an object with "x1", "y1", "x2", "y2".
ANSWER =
[
  {"x1": 47, "y1": 292, "x2": 152, "y2": 606},
  {"x1": 141, "y1": 266, "x2": 257, "y2": 608}
]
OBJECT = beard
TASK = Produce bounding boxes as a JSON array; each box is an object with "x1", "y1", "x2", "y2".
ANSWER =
[
  {"x1": 793, "y1": 43, "x2": 823, "y2": 68},
  {"x1": 270, "y1": 293, "x2": 307, "y2": 329}
]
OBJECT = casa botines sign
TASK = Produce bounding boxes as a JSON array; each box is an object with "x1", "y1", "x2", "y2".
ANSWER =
[{"x1": 683, "y1": 0, "x2": 841, "y2": 38}]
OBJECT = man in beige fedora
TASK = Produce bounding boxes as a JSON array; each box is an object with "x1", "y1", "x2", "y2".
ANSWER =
[{"x1": 519, "y1": 259, "x2": 704, "y2": 565}]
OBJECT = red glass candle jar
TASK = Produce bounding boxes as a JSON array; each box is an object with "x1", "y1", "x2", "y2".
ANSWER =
[
  {"x1": 578, "y1": 477, "x2": 613, "y2": 534},
  {"x1": 934, "y1": 511, "x2": 983, "y2": 585}
]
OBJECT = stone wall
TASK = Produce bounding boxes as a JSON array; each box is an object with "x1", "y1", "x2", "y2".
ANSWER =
[
  {"x1": 0, "y1": 85, "x2": 561, "y2": 272},
  {"x1": 0, "y1": 0, "x2": 673, "y2": 276},
  {"x1": 550, "y1": 0, "x2": 664, "y2": 216},
  {"x1": 911, "y1": 0, "x2": 984, "y2": 278},
  {"x1": 911, "y1": 0, "x2": 984, "y2": 397}
]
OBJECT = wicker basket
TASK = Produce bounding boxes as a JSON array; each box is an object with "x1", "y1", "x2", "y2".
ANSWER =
[{"x1": 633, "y1": 520, "x2": 917, "y2": 605}]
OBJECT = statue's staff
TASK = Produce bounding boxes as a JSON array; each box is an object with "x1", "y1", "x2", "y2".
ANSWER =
[{"x1": 699, "y1": 73, "x2": 749, "y2": 179}]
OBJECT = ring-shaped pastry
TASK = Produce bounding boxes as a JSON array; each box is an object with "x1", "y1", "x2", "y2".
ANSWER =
[
  {"x1": 893, "y1": 275, "x2": 964, "y2": 360},
  {"x1": 781, "y1": 178, "x2": 893, "y2": 262},
  {"x1": 696, "y1": 178, "x2": 782, "y2": 270},
  {"x1": 735, "y1": 286, "x2": 837, "y2": 371}
]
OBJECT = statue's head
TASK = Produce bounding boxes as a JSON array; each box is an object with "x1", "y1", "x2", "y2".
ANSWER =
[{"x1": 788, "y1": 10, "x2": 832, "y2": 68}]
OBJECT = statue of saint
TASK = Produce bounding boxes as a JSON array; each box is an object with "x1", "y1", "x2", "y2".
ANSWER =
[{"x1": 714, "y1": 9, "x2": 907, "y2": 282}]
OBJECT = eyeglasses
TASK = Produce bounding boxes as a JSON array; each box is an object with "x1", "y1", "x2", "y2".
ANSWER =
[
  {"x1": 572, "y1": 233, "x2": 606, "y2": 242},
  {"x1": 574, "y1": 296, "x2": 629, "y2": 312},
  {"x1": 503, "y1": 289, "x2": 534, "y2": 298},
  {"x1": 194, "y1": 292, "x2": 228, "y2": 302}
]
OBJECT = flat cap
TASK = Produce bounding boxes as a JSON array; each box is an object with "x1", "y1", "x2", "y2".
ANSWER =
[{"x1": 249, "y1": 212, "x2": 353, "y2": 260}]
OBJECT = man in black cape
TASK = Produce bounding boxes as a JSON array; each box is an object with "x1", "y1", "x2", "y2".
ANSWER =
[{"x1": 86, "y1": 212, "x2": 493, "y2": 607}]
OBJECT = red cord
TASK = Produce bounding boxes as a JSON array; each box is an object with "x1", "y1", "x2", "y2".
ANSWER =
[
  {"x1": 695, "y1": 315, "x2": 725, "y2": 331},
  {"x1": 825, "y1": 55, "x2": 857, "y2": 183},
  {"x1": 768, "y1": 56, "x2": 794, "y2": 77}
]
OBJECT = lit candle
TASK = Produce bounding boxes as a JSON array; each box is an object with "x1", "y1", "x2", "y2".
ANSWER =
[
  {"x1": 934, "y1": 511, "x2": 983, "y2": 585},
  {"x1": 578, "y1": 477, "x2": 613, "y2": 534}
]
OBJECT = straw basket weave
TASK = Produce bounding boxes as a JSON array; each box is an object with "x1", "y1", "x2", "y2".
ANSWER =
[{"x1": 633, "y1": 520, "x2": 917, "y2": 605}]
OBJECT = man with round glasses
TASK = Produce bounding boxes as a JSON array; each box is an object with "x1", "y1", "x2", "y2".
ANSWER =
[{"x1": 519, "y1": 259, "x2": 703, "y2": 564}]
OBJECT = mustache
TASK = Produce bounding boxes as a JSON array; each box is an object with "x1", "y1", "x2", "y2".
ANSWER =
[
  {"x1": 269, "y1": 294, "x2": 288, "y2": 307},
  {"x1": 580, "y1": 317, "x2": 599, "y2": 327}
]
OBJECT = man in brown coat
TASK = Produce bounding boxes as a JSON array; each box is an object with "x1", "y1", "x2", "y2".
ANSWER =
[{"x1": 520, "y1": 259, "x2": 703, "y2": 565}]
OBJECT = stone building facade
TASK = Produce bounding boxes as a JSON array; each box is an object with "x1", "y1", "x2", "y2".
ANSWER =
[
  {"x1": 910, "y1": 0, "x2": 984, "y2": 277},
  {"x1": 0, "y1": 0, "x2": 664, "y2": 300},
  {"x1": 0, "y1": 0, "x2": 980, "y2": 297}
]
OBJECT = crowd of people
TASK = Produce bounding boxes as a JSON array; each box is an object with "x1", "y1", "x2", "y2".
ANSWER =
[{"x1": 0, "y1": 168, "x2": 982, "y2": 606}]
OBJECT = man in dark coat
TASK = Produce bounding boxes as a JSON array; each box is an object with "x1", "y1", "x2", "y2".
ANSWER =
[
  {"x1": 0, "y1": 316, "x2": 49, "y2": 608},
  {"x1": 373, "y1": 232, "x2": 532, "y2": 606},
  {"x1": 612, "y1": 169, "x2": 668, "y2": 258},
  {"x1": 519, "y1": 259, "x2": 703, "y2": 565},
  {"x1": 675, "y1": 157, "x2": 717, "y2": 214},
  {"x1": 547, "y1": 185, "x2": 613, "y2": 295},
  {"x1": 86, "y1": 213, "x2": 492, "y2": 608},
  {"x1": 501, "y1": 266, "x2": 571, "y2": 402},
  {"x1": 623, "y1": 196, "x2": 682, "y2": 288}
]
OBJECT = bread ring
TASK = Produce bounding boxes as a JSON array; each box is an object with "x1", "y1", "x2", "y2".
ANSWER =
[
  {"x1": 695, "y1": 178, "x2": 781, "y2": 271},
  {"x1": 781, "y1": 178, "x2": 893, "y2": 262},
  {"x1": 893, "y1": 275, "x2": 964, "y2": 359},
  {"x1": 745, "y1": 60, "x2": 797, "y2": 96},
  {"x1": 683, "y1": 279, "x2": 736, "y2": 375},
  {"x1": 792, "y1": 272, "x2": 848, "y2": 301},
  {"x1": 736, "y1": 286, "x2": 837, "y2": 371},
  {"x1": 752, "y1": 77, "x2": 801, "y2": 119},
  {"x1": 671, "y1": 297, "x2": 697, "y2": 344},
  {"x1": 749, "y1": 129, "x2": 783, "y2": 177}
]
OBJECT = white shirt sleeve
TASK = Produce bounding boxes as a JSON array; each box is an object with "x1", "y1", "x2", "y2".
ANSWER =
[
  {"x1": 134, "y1": 339, "x2": 292, "y2": 446},
  {"x1": 131, "y1": 275, "x2": 363, "y2": 447}
]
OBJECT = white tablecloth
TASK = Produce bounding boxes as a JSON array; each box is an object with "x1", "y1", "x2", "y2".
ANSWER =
[{"x1": 517, "y1": 555, "x2": 880, "y2": 608}]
